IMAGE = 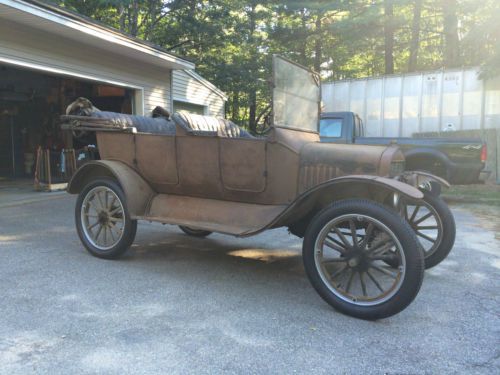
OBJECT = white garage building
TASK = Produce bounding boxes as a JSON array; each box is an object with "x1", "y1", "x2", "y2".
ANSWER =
[{"x1": 0, "y1": 0, "x2": 226, "y2": 179}]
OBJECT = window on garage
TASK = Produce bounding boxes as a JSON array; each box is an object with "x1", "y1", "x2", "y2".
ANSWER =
[{"x1": 173, "y1": 100, "x2": 207, "y2": 115}]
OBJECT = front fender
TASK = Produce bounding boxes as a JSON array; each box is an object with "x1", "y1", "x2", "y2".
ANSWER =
[
  {"x1": 67, "y1": 160, "x2": 155, "y2": 217},
  {"x1": 400, "y1": 170, "x2": 450, "y2": 190},
  {"x1": 266, "y1": 175, "x2": 424, "y2": 231}
]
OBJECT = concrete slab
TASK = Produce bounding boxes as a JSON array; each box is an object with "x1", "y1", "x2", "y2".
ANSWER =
[
  {"x1": 0, "y1": 180, "x2": 66, "y2": 208},
  {"x1": 0, "y1": 197, "x2": 498, "y2": 374}
]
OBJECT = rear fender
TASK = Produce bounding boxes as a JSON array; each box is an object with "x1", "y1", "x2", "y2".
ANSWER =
[
  {"x1": 67, "y1": 160, "x2": 155, "y2": 217},
  {"x1": 270, "y1": 175, "x2": 424, "y2": 234}
]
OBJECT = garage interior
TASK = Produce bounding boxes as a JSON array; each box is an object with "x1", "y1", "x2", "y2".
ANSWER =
[{"x1": 0, "y1": 64, "x2": 135, "y2": 185}]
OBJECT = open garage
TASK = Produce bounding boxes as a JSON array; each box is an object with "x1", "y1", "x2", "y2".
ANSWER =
[
  {"x1": 0, "y1": 0, "x2": 206, "y2": 185},
  {"x1": 0, "y1": 65, "x2": 136, "y2": 178}
]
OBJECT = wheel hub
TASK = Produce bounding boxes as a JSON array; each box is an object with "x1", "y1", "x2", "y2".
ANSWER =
[
  {"x1": 348, "y1": 257, "x2": 359, "y2": 267},
  {"x1": 98, "y1": 211, "x2": 109, "y2": 225},
  {"x1": 346, "y1": 251, "x2": 371, "y2": 271}
]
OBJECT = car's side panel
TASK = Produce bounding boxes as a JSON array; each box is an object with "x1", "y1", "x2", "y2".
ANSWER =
[
  {"x1": 98, "y1": 133, "x2": 135, "y2": 168},
  {"x1": 135, "y1": 134, "x2": 178, "y2": 185},
  {"x1": 175, "y1": 135, "x2": 223, "y2": 198},
  {"x1": 219, "y1": 138, "x2": 267, "y2": 193},
  {"x1": 263, "y1": 142, "x2": 300, "y2": 204},
  {"x1": 142, "y1": 194, "x2": 287, "y2": 236}
]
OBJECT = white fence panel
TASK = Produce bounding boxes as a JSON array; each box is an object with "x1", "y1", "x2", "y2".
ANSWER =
[
  {"x1": 401, "y1": 74, "x2": 421, "y2": 136},
  {"x1": 421, "y1": 72, "x2": 442, "y2": 133},
  {"x1": 485, "y1": 76, "x2": 500, "y2": 129},
  {"x1": 383, "y1": 77, "x2": 402, "y2": 136},
  {"x1": 462, "y1": 69, "x2": 483, "y2": 130},
  {"x1": 322, "y1": 67, "x2": 497, "y2": 136},
  {"x1": 441, "y1": 71, "x2": 462, "y2": 131},
  {"x1": 349, "y1": 80, "x2": 366, "y2": 120},
  {"x1": 365, "y1": 79, "x2": 383, "y2": 136}
]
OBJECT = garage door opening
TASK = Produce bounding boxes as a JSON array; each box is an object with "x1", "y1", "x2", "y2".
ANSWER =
[{"x1": 0, "y1": 64, "x2": 136, "y2": 181}]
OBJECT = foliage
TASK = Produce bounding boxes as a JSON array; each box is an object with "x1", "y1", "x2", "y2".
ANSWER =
[{"x1": 52, "y1": 0, "x2": 499, "y2": 128}]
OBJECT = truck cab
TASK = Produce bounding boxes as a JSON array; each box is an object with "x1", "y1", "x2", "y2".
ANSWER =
[{"x1": 320, "y1": 112, "x2": 365, "y2": 143}]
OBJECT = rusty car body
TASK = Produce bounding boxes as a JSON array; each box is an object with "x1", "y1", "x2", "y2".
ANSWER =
[{"x1": 63, "y1": 56, "x2": 453, "y2": 320}]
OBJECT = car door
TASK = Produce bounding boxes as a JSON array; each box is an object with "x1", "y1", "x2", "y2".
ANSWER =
[
  {"x1": 219, "y1": 137, "x2": 267, "y2": 193},
  {"x1": 175, "y1": 131, "x2": 223, "y2": 198}
]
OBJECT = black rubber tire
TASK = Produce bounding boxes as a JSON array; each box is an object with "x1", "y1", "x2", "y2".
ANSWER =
[
  {"x1": 179, "y1": 226, "x2": 212, "y2": 238},
  {"x1": 75, "y1": 178, "x2": 137, "y2": 259},
  {"x1": 425, "y1": 181, "x2": 442, "y2": 197},
  {"x1": 418, "y1": 192, "x2": 456, "y2": 269},
  {"x1": 302, "y1": 199, "x2": 425, "y2": 320},
  {"x1": 414, "y1": 170, "x2": 443, "y2": 197}
]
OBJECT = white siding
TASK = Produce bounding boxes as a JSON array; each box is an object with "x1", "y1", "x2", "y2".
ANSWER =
[
  {"x1": 0, "y1": 19, "x2": 171, "y2": 115},
  {"x1": 172, "y1": 70, "x2": 225, "y2": 117}
]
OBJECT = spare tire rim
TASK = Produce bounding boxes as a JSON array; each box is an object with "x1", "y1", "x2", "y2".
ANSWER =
[
  {"x1": 81, "y1": 186, "x2": 125, "y2": 250},
  {"x1": 314, "y1": 214, "x2": 406, "y2": 306}
]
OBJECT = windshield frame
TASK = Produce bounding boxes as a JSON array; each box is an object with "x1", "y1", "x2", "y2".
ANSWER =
[{"x1": 271, "y1": 55, "x2": 321, "y2": 134}]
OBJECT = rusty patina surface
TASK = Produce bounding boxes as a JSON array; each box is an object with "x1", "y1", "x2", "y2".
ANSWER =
[
  {"x1": 66, "y1": 120, "x2": 422, "y2": 236},
  {"x1": 66, "y1": 56, "x2": 423, "y2": 236}
]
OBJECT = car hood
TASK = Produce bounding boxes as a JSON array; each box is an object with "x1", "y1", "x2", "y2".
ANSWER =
[{"x1": 298, "y1": 142, "x2": 404, "y2": 192}]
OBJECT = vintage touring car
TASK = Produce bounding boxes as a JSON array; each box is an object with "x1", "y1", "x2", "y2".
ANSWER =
[{"x1": 63, "y1": 56, "x2": 455, "y2": 320}]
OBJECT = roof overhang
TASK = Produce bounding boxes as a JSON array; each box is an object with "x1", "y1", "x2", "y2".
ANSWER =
[{"x1": 0, "y1": 0, "x2": 195, "y2": 70}]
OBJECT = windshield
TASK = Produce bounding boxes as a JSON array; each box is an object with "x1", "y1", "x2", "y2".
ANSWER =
[
  {"x1": 319, "y1": 118, "x2": 343, "y2": 137},
  {"x1": 272, "y1": 55, "x2": 321, "y2": 132}
]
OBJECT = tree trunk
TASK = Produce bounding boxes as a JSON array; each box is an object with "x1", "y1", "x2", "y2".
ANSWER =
[
  {"x1": 247, "y1": 2, "x2": 257, "y2": 132},
  {"x1": 442, "y1": 0, "x2": 460, "y2": 67},
  {"x1": 408, "y1": 0, "x2": 422, "y2": 72},
  {"x1": 248, "y1": 91, "x2": 257, "y2": 133},
  {"x1": 299, "y1": 9, "x2": 307, "y2": 65},
  {"x1": 384, "y1": 0, "x2": 395, "y2": 74},
  {"x1": 313, "y1": 14, "x2": 322, "y2": 73},
  {"x1": 130, "y1": 0, "x2": 140, "y2": 37},
  {"x1": 118, "y1": 3, "x2": 126, "y2": 32},
  {"x1": 231, "y1": 91, "x2": 240, "y2": 123}
]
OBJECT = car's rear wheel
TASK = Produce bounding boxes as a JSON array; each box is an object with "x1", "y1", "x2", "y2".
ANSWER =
[
  {"x1": 75, "y1": 178, "x2": 137, "y2": 259},
  {"x1": 179, "y1": 226, "x2": 212, "y2": 237},
  {"x1": 302, "y1": 199, "x2": 424, "y2": 320},
  {"x1": 399, "y1": 192, "x2": 455, "y2": 269}
]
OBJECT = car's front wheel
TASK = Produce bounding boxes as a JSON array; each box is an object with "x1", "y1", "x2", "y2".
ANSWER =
[
  {"x1": 302, "y1": 199, "x2": 425, "y2": 320},
  {"x1": 75, "y1": 178, "x2": 137, "y2": 259}
]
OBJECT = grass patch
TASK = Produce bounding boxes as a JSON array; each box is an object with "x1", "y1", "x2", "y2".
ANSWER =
[{"x1": 442, "y1": 184, "x2": 500, "y2": 205}]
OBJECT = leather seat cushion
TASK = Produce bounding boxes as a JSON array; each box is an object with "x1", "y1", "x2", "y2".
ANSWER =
[{"x1": 172, "y1": 112, "x2": 253, "y2": 138}]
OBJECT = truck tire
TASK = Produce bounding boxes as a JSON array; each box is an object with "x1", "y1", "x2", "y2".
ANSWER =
[
  {"x1": 421, "y1": 180, "x2": 442, "y2": 197},
  {"x1": 302, "y1": 199, "x2": 425, "y2": 320},
  {"x1": 75, "y1": 178, "x2": 137, "y2": 259}
]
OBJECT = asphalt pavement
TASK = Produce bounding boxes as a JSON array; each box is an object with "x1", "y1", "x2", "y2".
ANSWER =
[{"x1": 0, "y1": 194, "x2": 499, "y2": 374}]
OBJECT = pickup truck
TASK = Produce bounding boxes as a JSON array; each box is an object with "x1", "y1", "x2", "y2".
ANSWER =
[{"x1": 320, "y1": 112, "x2": 488, "y2": 185}]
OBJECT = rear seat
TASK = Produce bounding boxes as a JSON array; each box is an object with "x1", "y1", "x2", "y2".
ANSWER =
[{"x1": 172, "y1": 112, "x2": 253, "y2": 138}]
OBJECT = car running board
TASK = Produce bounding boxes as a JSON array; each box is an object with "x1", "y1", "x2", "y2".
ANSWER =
[{"x1": 135, "y1": 194, "x2": 287, "y2": 237}]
